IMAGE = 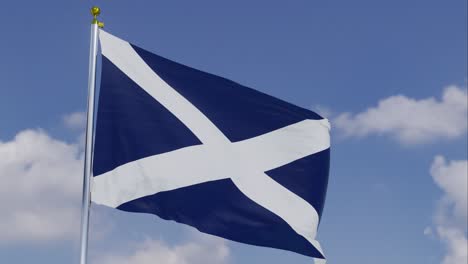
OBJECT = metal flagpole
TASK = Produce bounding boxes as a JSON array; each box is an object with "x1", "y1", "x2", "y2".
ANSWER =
[{"x1": 79, "y1": 6, "x2": 103, "y2": 264}]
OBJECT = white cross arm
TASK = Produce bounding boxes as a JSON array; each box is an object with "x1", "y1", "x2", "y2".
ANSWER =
[{"x1": 91, "y1": 119, "x2": 330, "y2": 208}]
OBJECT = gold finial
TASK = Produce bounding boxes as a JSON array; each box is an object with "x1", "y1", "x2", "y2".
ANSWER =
[
  {"x1": 90, "y1": 6, "x2": 103, "y2": 27},
  {"x1": 91, "y1": 6, "x2": 101, "y2": 17}
]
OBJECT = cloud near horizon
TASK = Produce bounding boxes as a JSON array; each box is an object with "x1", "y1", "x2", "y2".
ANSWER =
[
  {"x1": 334, "y1": 85, "x2": 467, "y2": 144},
  {"x1": 93, "y1": 235, "x2": 230, "y2": 264}
]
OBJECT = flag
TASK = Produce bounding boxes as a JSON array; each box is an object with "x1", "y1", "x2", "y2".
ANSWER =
[{"x1": 92, "y1": 30, "x2": 331, "y2": 262}]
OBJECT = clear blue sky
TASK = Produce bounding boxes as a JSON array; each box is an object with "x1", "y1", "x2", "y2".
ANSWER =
[{"x1": 0, "y1": 1, "x2": 466, "y2": 264}]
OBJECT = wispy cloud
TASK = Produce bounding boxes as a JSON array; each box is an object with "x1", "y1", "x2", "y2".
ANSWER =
[
  {"x1": 93, "y1": 234, "x2": 230, "y2": 264},
  {"x1": 313, "y1": 105, "x2": 334, "y2": 119},
  {"x1": 63, "y1": 111, "x2": 87, "y2": 130},
  {"x1": 429, "y1": 156, "x2": 467, "y2": 264},
  {"x1": 334, "y1": 85, "x2": 467, "y2": 144}
]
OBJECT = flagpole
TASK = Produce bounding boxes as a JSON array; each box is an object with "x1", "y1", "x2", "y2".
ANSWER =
[{"x1": 79, "y1": 6, "x2": 102, "y2": 264}]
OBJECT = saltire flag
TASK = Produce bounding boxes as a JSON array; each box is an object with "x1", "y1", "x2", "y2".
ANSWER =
[{"x1": 91, "y1": 30, "x2": 331, "y2": 263}]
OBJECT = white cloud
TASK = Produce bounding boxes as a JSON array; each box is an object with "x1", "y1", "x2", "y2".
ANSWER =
[
  {"x1": 429, "y1": 156, "x2": 467, "y2": 264},
  {"x1": 0, "y1": 129, "x2": 83, "y2": 242},
  {"x1": 334, "y1": 85, "x2": 467, "y2": 144},
  {"x1": 63, "y1": 111, "x2": 87, "y2": 130},
  {"x1": 436, "y1": 226, "x2": 468, "y2": 264},
  {"x1": 431, "y1": 156, "x2": 468, "y2": 222},
  {"x1": 94, "y1": 235, "x2": 230, "y2": 264}
]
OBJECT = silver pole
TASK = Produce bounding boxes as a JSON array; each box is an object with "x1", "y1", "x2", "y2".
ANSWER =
[{"x1": 79, "y1": 6, "x2": 101, "y2": 264}]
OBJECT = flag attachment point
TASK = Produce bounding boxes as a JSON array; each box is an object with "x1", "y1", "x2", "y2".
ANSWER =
[{"x1": 90, "y1": 6, "x2": 104, "y2": 28}]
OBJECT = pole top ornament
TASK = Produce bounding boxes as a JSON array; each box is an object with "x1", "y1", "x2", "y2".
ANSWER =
[{"x1": 90, "y1": 6, "x2": 104, "y2": 28}]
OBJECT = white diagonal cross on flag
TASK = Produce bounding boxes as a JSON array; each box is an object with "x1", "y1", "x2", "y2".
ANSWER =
[{"x1": 92, "y1": 30, "x2": 330, "y2": 260}]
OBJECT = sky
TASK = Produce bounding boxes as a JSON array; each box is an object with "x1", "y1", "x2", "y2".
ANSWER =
[{"x1": 0, "y1": 1, "x2": 466, "y2": 264}]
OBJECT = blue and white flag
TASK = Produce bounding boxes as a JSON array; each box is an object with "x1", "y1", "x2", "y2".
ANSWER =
[{"x1": 92, "y1": 30, "x2": 331, "y2": 262}]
